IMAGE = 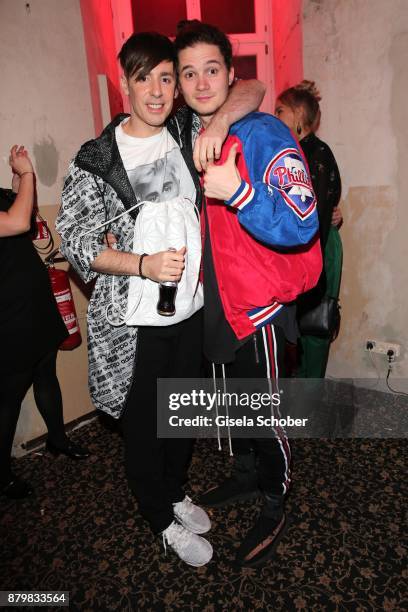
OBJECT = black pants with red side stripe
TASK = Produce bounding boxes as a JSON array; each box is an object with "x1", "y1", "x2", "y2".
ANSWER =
[{"x1": 216, "y1": 323, "x2": 291, "y2": 496}]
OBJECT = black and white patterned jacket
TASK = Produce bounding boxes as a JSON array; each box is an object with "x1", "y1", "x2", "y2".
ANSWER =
[{"x1": 56, "y1": 109, "x2": 201, "y2": 418}]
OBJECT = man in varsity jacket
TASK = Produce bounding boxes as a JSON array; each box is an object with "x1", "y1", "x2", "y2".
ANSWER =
[{"x1": 174, "y1": 21, "x2": 322, "y2": 567}]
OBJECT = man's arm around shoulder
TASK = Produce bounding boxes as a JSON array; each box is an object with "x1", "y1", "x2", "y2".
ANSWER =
[{"x1": 193, "y1": 79, "x2": 266, "y2": 171}]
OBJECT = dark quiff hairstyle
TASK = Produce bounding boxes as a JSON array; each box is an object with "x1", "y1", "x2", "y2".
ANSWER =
[
  {"x1": 174, "y1": 20, "x2": 233, "y2": 70},
  {"x1": 118, "y1": 31, "x2": 176, "y2": 80},
  {"x1": 278, "y1": 80, "x2": 322, "y2": 132}
]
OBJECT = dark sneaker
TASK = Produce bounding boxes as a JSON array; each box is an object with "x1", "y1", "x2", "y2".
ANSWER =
[
  {"x1": 199, "y1": 477, "x2": 260, "y2": 507},
  {"x1": 236, "y1": 513, "x2": 288, "y2": 567},
  {"x1": 45, "y1": 438, "x2": 90, "y2": 459},
  {"x1": 200, "y1": 452, "x2": 260, "y2": 507}
]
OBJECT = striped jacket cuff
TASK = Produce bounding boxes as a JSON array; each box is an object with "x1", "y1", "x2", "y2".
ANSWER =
[{"x1": 225, "y1": 180, "x2": 255, "y2": 211}]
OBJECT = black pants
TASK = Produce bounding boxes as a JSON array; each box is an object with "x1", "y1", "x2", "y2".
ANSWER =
[
  {"x1": 215, "y1": 324, "x2": 291, "y2": 496},
  {"x1": 121, "y1": 310, "x2": 203, "y2": 534},
  {"x1": 0, "y1": 350, "x2": 67, "y2": 487}
]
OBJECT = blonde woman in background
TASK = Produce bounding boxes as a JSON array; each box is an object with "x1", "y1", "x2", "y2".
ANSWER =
[{"x1": 275, "y1": 81, "x2": 343, "y2": 377}]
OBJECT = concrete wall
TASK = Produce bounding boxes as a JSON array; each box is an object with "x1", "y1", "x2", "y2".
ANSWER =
[
  {"x1": 0, "y1": 0, "x2": 96, "y2": 451},
  {"x1": 0, "y1": 0, "x2": 94, "y2": 201},
  {"x1": 303, "y1": 0, "x2": 408, "y2": 389}
]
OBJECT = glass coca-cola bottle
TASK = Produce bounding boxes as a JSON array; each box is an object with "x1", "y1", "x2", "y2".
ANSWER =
[{"x1": 157, "y1": 248, "x2": 177, "y2": 317}]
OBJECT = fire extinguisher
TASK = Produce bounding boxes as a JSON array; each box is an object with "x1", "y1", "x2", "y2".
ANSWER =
[
  {"x1": 33, "y1": 209, "x2": 50, "y2": 241},
  {"x1": 32, "y1": 205, "x2": 54, "y2": 255},
  {"x1": 45, "y1": 249, "x2": 82, "y2": 350}
]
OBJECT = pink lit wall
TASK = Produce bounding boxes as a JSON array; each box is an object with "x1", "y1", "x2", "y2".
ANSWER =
[
  {"x1": 78, "y1": 0, "x2": 304, "y2": 131},
  {"x1": 271, "y1": 0, "x2": 303, "y2": 98},
  {"x1": 79, "y1": 0, "x2": 123, "y2": 135}
]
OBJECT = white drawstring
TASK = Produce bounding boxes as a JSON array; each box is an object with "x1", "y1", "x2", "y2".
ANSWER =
[
  {"x1": 262, "y1": 325, "x2": 289, "y2": 495},
  {"x1": 82, "y1": 199, "x2": 149, "y2": 326},
  {"x1": 106, "y1": 273, "x2": 145, "y2": 327},
  {"x1": 81, "y1": 199, "x2": 147, "y2": 237},
  {"x1": 81, "y1": 195, "x2": 200, "y2": 328},
  {"x1": 212, "y1": 363, "x2": 233, "y2": 456}
]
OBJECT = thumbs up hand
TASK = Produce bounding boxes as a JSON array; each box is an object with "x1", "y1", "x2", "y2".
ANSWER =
[{"x1": 203, "y1": 143, "x2": 242, "y2": 201}]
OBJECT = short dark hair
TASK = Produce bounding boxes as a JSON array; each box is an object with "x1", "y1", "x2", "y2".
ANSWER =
[
  {"x1": 174, "y1": 20, "x2": 233, "y2": 70},
  {"x1": 118, "y1": 32, "x2": 176, "y2": 80}
]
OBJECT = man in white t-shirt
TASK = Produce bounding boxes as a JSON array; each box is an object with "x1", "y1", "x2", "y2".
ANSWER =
[{"x1": 57, "y1": 31, "x2": 265, "y2": 567}]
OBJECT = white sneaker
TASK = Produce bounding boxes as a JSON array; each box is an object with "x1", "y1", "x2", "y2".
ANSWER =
[
  {"x1": 173, "y1": 495, "x2": 211, "y2": 534},
  {"x1": 162, "y1": 521, "x2": 213, "y2": 567}
]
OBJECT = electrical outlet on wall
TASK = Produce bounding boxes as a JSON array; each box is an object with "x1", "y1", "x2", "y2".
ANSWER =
[{"x1": 365, "y1": 340, "x2": 401, "y2": 358}]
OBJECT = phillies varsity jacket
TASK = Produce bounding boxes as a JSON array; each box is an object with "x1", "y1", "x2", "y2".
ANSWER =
[{"x1": 203, "y1": 112, "x2": 322, "y2": 340}]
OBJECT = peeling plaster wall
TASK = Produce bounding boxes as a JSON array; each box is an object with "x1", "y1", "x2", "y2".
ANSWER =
[
  {"x1": 0, "y1": 0, "x2": 96, "y2": 451},
  {"x1": 303, "y1": 0, "x2": 408, "y2": 388}
]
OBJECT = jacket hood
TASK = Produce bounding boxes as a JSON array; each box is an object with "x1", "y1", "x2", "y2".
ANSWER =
[
  {"x1": 75, "y1": 114, "x2": 138, "y2": 215},
  {"x1": 75, "y1": 113, "x2": 129, "y2": 176}
]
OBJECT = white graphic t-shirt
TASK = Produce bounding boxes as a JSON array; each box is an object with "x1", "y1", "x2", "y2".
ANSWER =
[
  {"x1": 114, "y1": 118, "x2": 202, "y2": 327},
  {"x1": 115, "y1": 119, "x2": 196, "y2": 205}
]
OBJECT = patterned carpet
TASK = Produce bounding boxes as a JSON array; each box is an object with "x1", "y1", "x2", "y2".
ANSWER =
[{"x1": 0, "y1": 419, "x2": 406, "y2": 611}]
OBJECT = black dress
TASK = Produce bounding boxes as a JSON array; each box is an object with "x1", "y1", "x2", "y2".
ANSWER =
[
  {"x1": 0, "y1": 188, "x2": 68, "y2": 374},
  {"x1": 297, "y1": 133, "x2": 341, "y2": 311},
  {"x1": 300, "y1": 133, "x2": 341, "y2": 250}
]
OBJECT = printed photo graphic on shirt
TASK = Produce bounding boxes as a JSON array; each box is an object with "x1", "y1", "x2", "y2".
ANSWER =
[
  {"x1": 264, "y1": 148, "x2": 316, "y2": 220},
  {"x1": 128, "y1": 149, "x2": 180, "y2": 203}
]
